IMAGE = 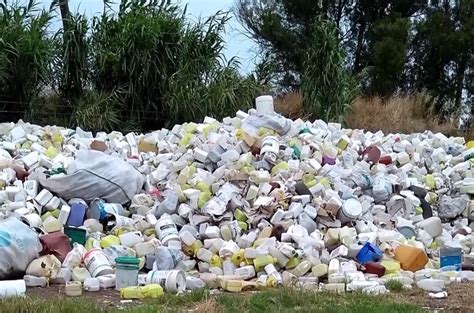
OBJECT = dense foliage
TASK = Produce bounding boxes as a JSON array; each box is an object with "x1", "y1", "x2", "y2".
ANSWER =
[
  {"x1": 0, "y1": 0, "x2": 267, "y2": 131},
  {"x1": 237, "y1": 0, "x2": 474, "y2": 119}
]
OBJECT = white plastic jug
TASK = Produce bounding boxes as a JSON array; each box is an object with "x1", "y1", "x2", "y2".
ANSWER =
[
  {"x1": 119, "y1": 231, "x2": 144, "y2": 247},
  {"x1": 84, "y1": 278, "x2": 100, "y2": 292},
  {"x1": 26, "y1": 255, "x2": 61, "y2": 279}
]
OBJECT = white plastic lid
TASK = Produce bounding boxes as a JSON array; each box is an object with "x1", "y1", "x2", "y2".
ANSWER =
[{"x1": 342, "y1": 199, "x2": 362, "y2": 219}]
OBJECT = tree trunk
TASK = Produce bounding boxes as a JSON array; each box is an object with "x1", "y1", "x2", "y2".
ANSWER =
[
  {"x1": 58, "y1": 1, "x2": 70, "y2": 30},
  {"x1": 455, "y1": 56, "x2": 467, "y2": 108},
  {"x1": 353, "y1": 20, "x2": 366, "y2": 73}
]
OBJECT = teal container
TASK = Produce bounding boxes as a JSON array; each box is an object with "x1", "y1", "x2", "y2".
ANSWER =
[
  {"x1": 115, "y1": 257, "x2": 140, "y2": 291},
  {"x1": 64, "y1": 227, "x2": 87, "y2": 245}
]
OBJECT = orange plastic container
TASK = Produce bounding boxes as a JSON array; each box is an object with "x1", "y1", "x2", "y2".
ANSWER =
[{"x1": 394, "y1": 245, "x2": 428, "y2": 272}]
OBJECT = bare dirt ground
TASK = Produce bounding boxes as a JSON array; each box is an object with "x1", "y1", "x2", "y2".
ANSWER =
[{"x1": 390, "y1": 283, "x2": 474, "y2": 312}]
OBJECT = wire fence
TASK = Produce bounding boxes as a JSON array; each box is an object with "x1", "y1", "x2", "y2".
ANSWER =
[{"x1": 0, "y1": 98, "x2": 167, "y2": 131}]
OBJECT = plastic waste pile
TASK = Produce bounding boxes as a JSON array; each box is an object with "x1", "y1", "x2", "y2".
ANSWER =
[{"x1": 0, "y1": 95, "x2": 473, "y2": 299}]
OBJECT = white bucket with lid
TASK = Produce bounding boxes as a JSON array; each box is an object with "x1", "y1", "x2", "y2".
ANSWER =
[
  {"x1": 337, "y1": 199, "x2": 362, "y2": 224},
  {"x1": 155, "y1": 215, "x2": 179, "y2": 246},
  {"x1": 83, "y1": 249, "x2": 114, "y2": 277},
  {"x1": 146, "y1": 270, "x2": 186, "y2": 293},
  {"x1": 255, "y1": 95, "x2": 275, "y2": 116}
]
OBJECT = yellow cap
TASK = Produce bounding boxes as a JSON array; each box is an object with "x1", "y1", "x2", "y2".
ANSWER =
[{"x1": 210, "y1": 255, "x2": 222, "y2": 268}]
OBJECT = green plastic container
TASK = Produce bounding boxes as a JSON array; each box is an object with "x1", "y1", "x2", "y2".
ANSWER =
[
  {"x1": 64, "y1": 227, "x2": 87, "y2": 245},
  {"x1": 115, "y1": 257, "x2": 140, "y2": 291}
]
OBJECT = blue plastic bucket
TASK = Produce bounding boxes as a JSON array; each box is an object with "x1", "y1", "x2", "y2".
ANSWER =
[{"x1": 356, "y1": 242, "x2": 383, "y2": 264}]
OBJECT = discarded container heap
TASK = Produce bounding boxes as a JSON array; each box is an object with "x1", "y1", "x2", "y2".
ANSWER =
[{"x1": 0, "y1": 97, "x2": 473, "y2": 298}]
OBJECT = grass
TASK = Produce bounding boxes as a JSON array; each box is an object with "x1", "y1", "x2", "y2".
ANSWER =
[
  {"x1": 0, "y1": 288, "x2": 423, "y2": 313},
  {"x1": 384, "y1": 280, "x2": 404, "y2": 293}
]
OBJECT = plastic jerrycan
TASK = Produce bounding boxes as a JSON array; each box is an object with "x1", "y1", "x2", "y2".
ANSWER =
[
  {"x1": 394, "y1": 245, "x2": 428, "y2": 272},
  {"x1": 120, "y1": 284, "x2": 164, "y2": 299}
]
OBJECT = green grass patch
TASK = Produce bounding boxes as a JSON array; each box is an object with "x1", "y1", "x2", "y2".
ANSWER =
[
  {"x1": 0, "y1": 288, "x2": 423, "y2": 313},
  {"x1": 216, "y1": 288, "x2": 422, "y2": 313},
  {"x1": 384, "y1": 280, "x2": 404, "y2": 293}
]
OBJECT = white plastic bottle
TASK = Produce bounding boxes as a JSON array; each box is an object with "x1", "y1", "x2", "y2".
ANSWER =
[{"x1": 328, "y1": 259, "x2": 340, "y2": 275}]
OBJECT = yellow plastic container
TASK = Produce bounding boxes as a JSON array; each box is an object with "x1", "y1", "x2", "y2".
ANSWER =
[
  {"x1": 184, "y1": 240, "x2": 203, "y2": 257},
  {"x1": 312, "y1": 264, "x2": 328, "y2": 277},
  {"x1": 224, "y1": 280, "x2": 258, "y2": 293},
  {"x1": 380, "y1": 260, "x2": 401, "y2": 274},
  {"x1": 101, "y1": 235, "x2": 121, "y2": 249},
  {"x1": 231, "y1": 249, "x2": 246, "y2": 266},
  {"x1": 237, "y1": 221, "x2": 248, "y2": 231},
  {"x1": 234, "y1": 209, "x2": 248, "y2": 222},
  {"x1": 85, "y1": 237, "x2": 100, "y2": 250},
  {"x1": 120, "y1": 284, "x2": 163, "y2": 299},
  {"x1": 285, "y1": 257, "x2": 300, "y2": 269},
  {"x1": 425, "y1": 174, "x2": 435, "y2": 190},
  {"x1": 45, "y1": 146, "x2": 59, "y2": 159},
  {"x1": 253, "y1": 255, "x2": 277, "y2": 272},
  {"x1": 41, "y1": 211, "x2": 54, "y2": 221}
]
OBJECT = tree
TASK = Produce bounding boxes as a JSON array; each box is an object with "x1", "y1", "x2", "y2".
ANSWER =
[
  {"x1": 410, "y1": 0, "x2": 474, "y2": 114},
  {"x1": 0, "y1": 0, "x2": 52, "y2": 122},
  {"x1": 302, "y1": 20, "x2": 359, "y2": 122}
]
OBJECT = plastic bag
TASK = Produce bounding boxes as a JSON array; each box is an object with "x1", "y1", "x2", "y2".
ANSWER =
[
  {"x1": 155, "y1": 246, "x2": 184, "y2": 271},
  {"x1": 437, "y1": 195, "x2": 469, "y2": 219},
  {"x1": 103, "y1": 245, "x2": 136, "y2": 266},
  {"x1": 0, "y1": 218, "x2": 42, "y2": 279},
  {"x1": 241, "y1": 115, "x2": 291, "y2": 136},
  {"x1": 31, "y1": 150, "x2": 144, "y2": 204}
]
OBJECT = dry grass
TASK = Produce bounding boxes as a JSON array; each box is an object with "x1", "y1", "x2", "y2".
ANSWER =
[
  {"x1": 191, "y1": 298, "x2": 219, "y2": 313},
  {"x1": 275, "y1": 91, "x2": 474, "y2": 140},
  {"x1": 274, "y1": 91, "x2": 305, "y2": 120},
  {"x1": 346, "y1": 94, "x2": 462, "y2": 136}
]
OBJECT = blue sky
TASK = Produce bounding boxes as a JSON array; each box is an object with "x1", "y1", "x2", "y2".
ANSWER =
[{"x1": 32, "y1": 0, "x2": 256, "y2": 72}]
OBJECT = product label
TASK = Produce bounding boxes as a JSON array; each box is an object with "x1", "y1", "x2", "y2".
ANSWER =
[{"x1": 159, "y1": 224, "x2": 178, "y2": 241}]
